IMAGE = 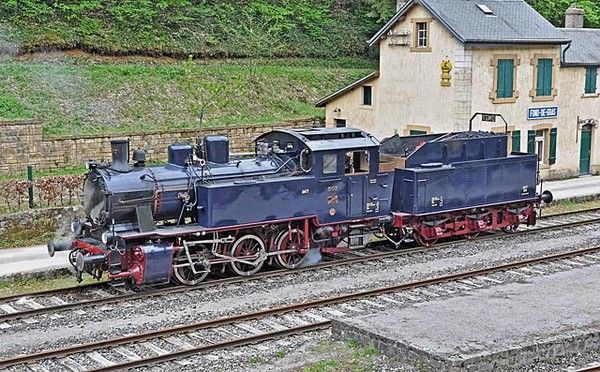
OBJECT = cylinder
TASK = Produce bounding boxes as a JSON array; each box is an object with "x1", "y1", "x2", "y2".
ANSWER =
[{"x1": 47, "y1": 240, "x2": 73, "y2": 257}]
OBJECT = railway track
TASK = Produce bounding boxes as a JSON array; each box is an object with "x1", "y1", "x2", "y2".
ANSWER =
[
  {"x1": 2, "y1": 245, "x2": 599, "y2": 371},
  {"x1": 1, "y1": 207, "x2": 600, "y2": 328}
]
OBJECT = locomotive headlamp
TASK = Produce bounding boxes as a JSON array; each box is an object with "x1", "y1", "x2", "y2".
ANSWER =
[{"x1": 85, "y1": 160, "x2": 99, "y2": 170}]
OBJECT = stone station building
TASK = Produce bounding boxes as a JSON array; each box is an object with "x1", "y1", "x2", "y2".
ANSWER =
[{"x1": 316, "y1": 0, "x2": 600, "y2": 179}]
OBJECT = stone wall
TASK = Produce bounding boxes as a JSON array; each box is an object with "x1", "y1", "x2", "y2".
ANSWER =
[
  {"x1": 333, "y1": 319, "x2": 600, "y2": 371},
  {"x1": 0, "y1": 119, "x2": 322, "y2": 173}
]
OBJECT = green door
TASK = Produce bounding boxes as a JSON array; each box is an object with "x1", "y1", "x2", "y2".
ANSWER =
[{"x1": 580, "y1": 125, "x2": 592, "y2": 175}]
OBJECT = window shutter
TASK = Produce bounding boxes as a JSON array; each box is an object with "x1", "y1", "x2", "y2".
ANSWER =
[
  {"x1": 497, "y1": 61, "x2": 506, "y2": 98},
  {"x1": 585, "y1": 67, "x2": 597, "y2": 94},
  {"x1": 549, "y1": 128, "x2": 557, "y2": 165},
  {"x1": 511, "y1": 130, "x2": 521, "y2": 152},
  {"x1": 527, "y1": 130, "x2": 536, "y2": 154},
  {"x1": 497, "y1": 59, "x2": 514, "y2": 98},
  {"x1": 536, "y1": 59, "x2": 553, "y2": 96}
]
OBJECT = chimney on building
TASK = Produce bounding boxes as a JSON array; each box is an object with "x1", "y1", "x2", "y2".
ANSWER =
[
  {"x1": 397, "y1": 0, "x2": 407, "y2": 11},
  {"x1": 565, "y1": 4, "x2": 584, "y2": 28}
]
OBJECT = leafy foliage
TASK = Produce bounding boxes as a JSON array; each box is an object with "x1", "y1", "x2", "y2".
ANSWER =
[
  {"x1": 0, "y1": 0, "x2": 382, "y2": 58},
  {"x1": 526, "y1": 0, "x2": 600, "y2": 28},
  {"x1": 364, "y1": 0, "x2": 600, "y2": 28}
]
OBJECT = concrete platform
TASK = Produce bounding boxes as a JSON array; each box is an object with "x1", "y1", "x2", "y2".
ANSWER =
[
  {"x1": 333, "y1": 264, "x2": 600, "y2": 371},
  {"x1": 544, "y1": 175, "x2": 600, "y2": 201},
  {"x1": 0, "y1": 245, "x2": 71, "y2": 280}
]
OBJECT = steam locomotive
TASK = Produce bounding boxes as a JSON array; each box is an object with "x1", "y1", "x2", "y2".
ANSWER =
[{"x1": 48, "y1": 122, "x2": 552, "y2": 286}]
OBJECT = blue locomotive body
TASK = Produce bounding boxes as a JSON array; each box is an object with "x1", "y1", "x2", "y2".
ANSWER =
[
  {"x1": 382, "y1": 132, "x2": 538, "y2": 215},
  {"x1": 49, "y1": 126, "x2": 550, "y2": 286}
]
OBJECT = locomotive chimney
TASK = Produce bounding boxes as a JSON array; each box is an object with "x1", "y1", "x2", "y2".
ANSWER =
[
  {"x1": 110, "y1": 139, "x2": 130, "y2": 171},
  {"x1": 565, "y1": 4, "x2": 584, "y2": 28}
]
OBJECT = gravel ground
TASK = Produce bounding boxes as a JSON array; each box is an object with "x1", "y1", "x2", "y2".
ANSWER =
[{"x1": 2, "y1": 223, "x2": 600, "y2": 369}]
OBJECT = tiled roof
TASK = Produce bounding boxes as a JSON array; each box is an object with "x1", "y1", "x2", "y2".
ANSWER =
[
  {"x1": 561, "y1": 28, "x2": 600, "y2": 66},
  {"x1": 368, "y1": 0, "x2": 570, "y2": 46}
]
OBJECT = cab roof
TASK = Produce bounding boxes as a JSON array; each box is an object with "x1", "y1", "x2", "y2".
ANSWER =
[{"x1": 259, "y1": 127, "x2": 380, "y2": 152}]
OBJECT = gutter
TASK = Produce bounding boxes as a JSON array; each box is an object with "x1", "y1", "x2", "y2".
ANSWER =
[{"x1": 561, "y1": 40, "x2": 572, "y2": 66}]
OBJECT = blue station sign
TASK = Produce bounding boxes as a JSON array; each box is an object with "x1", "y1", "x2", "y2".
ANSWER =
[{"x1": 527, "y1": 106, "x2": 558, "y2": 120}]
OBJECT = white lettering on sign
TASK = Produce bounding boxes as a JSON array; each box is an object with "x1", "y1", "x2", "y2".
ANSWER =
[{"x1": 528, "y1": 106, "x2": 558, "y2": 120}]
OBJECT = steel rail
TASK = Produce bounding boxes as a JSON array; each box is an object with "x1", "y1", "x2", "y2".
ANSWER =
[
  {"x1": 571, "y1": 365, "x2": 600, "y2": 372},
  {"x1": 92, "y1": 322, "x2": 332, "y2": 372},
  {"x1": 1, "y1": 209, "x2": 600, "y2": 323},
  {"x1": 1, "y1": 205, "x2": 596, "y2": 304},
  {"x1": 2, "y1": 245, "x2": 599, "y2": 369},
  {"x1": 0, "y1": 281, "x2": 107, "y2": 304}
]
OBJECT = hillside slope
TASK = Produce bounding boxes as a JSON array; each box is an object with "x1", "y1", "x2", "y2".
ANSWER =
[
  {"x1": 0, "y1": 56, "x2": 375, "y2": 136},
  {"x1": 0, "y1": 0, "x2": 380, "y2": 58}
]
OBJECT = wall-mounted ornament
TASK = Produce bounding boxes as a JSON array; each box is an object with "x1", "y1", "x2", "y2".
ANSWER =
[
  {"x1": 440, "y1": 60, "x2": 452, "y2": 87},
  {"x1": 387, "y1": 29, "x2": 411, "y2": 47}
]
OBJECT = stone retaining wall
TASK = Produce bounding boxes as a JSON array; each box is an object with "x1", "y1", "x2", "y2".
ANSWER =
[
  {"x1": 0, "y1": 119, "x2": 322, "y2": 173},
  {"x1": 332, "y1": 319, "x2": 600, "y2": 371}
]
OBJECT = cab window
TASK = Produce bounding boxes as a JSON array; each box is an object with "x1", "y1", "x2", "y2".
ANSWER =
[
  {"x1": 345, "y1": 151, "x2": 369, "y2": 174},
  {"x1": 323, "y1": 153, "x2": 338, "y2": 174}
]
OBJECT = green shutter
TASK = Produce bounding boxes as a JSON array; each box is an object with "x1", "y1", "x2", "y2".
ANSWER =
[
  {"x1": 497, "y1": 59, "x2": 514, "y2": 98},
  {"x1": 536, "y1": 59, "x2": 553, "y2": 96},
  {"x1": 511, "y1": 130, "x2": 521, "y2": 153},
  {"x1": 527, "y1": 130, "x2": 536, "y2": 154},
  {"x1": 549, "y1": 128, "x2": 557, "y2": 165},
  {"x1": 585, "y1": 67, "x2": 597, "y2": 94}
]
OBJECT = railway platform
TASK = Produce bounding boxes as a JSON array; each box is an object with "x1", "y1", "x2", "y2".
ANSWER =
[
  {"x1": 332, "y1": 262, "x2": 600, "y2": 370},
  {"x1": 544, "y1": 174, "x2": 600, "y2": 201},
  {"x1": 0, "y1": 245, "x2": 71, "y2": 280},
  {"x1": 0, "y1": 174, "x2": 599, "y2": 280}
]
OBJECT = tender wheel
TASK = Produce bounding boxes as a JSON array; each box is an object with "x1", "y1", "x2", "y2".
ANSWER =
[
  {"x1": 172, "y1": 249, "x2": 210, "y2": 285},
  {"x1": 502, "y1": 223, "x2": 520, "y2": 233},
  {"x1": 274, "y1": 228, "x2": 307, "y2": 269},
  {"x1": 414, "y1": 232, "x2": 437, "y2": 248},
  {"x1": 230, "y1": 234, "x2": 266, "y2": 276}
]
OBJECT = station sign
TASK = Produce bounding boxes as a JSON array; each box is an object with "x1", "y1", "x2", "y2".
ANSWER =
[
  {"x1": 481, "y1": 114, "x2": 496, "y2": 122},
  {"x1": 527, "y1": 106, "x2": 558, "y2": 120}
]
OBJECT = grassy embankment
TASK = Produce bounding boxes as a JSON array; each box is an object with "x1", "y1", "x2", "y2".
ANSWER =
[{"x1": 0, "y1": 57, "x2": 375, "y2": 137}]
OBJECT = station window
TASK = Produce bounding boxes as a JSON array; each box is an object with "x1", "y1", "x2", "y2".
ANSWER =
[
  {"x1": 334, "y1": 119, "x2": 347, "y2": 128},
  {"x1": 345, "y1": 151, "x2": 369, "y2": 174},
  {"x1": 411, "y1": 19, "x2": 432, "y2": 52},
  {"x1": 416, "y1": 22, "x2": 428, "y2": 48},
  {"x1": 323, "y1": 153, "x2": 338, "y2": 174},
  {"x1": 536, "y1": 58, "x2": 553, "y2": 96},
  {"x1": 585, "y1": 66, "x2": 598, "y2": 94},
  {"x1": 362, "y1": 86, "x2": 372, "y2": 106},
  {"x1": 530, "y1": 55, "x2": 558, "y2": 102},
  {"x1": 527, "y1": 128, "x2": 557, "y2": 165},
  {"x1": 496, "y1": 59, "x2": 515, "y2": 99}
]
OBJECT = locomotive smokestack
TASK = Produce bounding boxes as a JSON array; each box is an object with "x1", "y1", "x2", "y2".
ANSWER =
[{"x1": 110, "y1": 139, "x2": 130, "y2": 171}]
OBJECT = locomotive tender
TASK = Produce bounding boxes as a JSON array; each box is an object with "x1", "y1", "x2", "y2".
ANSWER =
[{"x1": 48, "y1": 126, "x2": 552, "y2": 286}]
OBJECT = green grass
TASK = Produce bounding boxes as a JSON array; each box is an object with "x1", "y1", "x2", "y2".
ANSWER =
[
  {"x1": 0, "y1": 57, "x2": 375, "y2": 137},
  {"x1": 301, "y1": 339, "x2": 382, "y2": 372},
  {"x1": 0, "y1": 275, "x2": 101, "y2": 297},
  {"x1": 543, "y1": 198, "x2": 600, "y2": 216},
  {"x1": 0, "y1": 215, "x2": 57, "y2": 249},
  {"x1": 0, "y1": 166, "x2": 86, "y2": 181},
  {"x1": 0, "y1": 1, "x2": 382, "y2": 58}
]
